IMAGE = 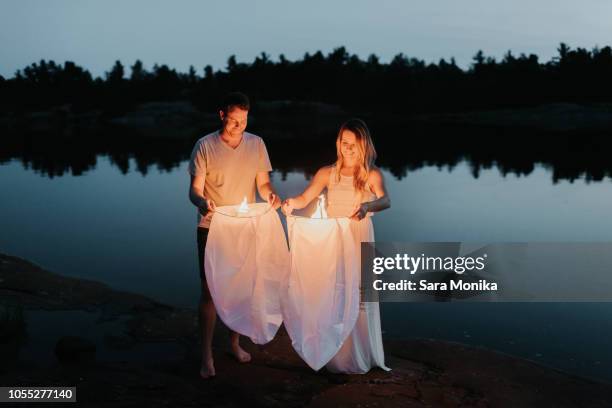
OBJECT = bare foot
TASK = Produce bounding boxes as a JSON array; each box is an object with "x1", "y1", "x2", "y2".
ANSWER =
[
  {"x1": 231, "y1": 344, "x2": 252, "y2": 363},
  {"x1": 200, "y1": 358, "x2": 216, "y2": 379}
]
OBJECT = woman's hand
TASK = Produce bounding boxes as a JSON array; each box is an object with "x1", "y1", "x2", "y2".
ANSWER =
[
  {"x1": 350, "y1": 202, "x2": 370, "y2": 221},
  {"x1": 267, "y1": 193, "x2": 281, "y2": 209},
  {"x1": 282, "y1": 198, "x2": 297, "y2": 216}
]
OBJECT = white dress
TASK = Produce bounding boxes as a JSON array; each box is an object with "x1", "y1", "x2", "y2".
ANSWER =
[{"x1": 325, "y1": 166, "x2": 390, "y2": 374}]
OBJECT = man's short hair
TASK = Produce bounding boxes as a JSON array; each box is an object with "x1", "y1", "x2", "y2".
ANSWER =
[{"x1": 220, "y1": 92, "x2": 250, "y2": 114}]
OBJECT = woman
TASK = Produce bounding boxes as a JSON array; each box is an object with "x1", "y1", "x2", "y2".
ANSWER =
[{"x1": 282, "y1": 118, "x2": 391, "y2": 373}]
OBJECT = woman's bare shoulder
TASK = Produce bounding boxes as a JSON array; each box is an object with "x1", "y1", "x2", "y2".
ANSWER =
[
  {"x1": 368, "y1": 166, "x2": 384, "y2": 180},
  {"x1": 315, "y1": 165, "x2": 334, "y2": 178}
]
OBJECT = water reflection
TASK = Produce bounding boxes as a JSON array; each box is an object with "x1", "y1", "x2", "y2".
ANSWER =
[
  {"x1": 2, "y1": 135, "x2": 612, "y2": 382},
  {"x1": 2, "y1": 123, "x2": 612, "y2": 183},
  {"x1": 2, "y1": 157, "x2": 612, "y2": 306}
]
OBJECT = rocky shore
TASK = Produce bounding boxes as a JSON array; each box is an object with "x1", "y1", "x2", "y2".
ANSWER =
[
  {"x1": 1, "y1": 252, "x2": 611, "y2": 407},
  {"x1": 5, "y1": 101, "x2": 612, "y2": 140},
  {"x1": 0, "y1": 100, "x2": 348, "y2": 140},
  {"x1": 414, "y1": 103, "x2": 612, "y2": 132}
]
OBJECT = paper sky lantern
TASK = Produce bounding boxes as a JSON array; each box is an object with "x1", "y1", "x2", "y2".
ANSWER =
[
  {"x1": 310, "y1": 194, "x2": 328, "y2": 219},
  {"x1": 281, "y1": 214, "x2": 361, "y2": 370},
  {"x1": 205, "y1": 200, "x2": 289, "y2": 344}
]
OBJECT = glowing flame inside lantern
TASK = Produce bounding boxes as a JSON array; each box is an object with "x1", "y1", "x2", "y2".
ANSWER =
[
  {"x1": 238, "y1": 196, "x2": 249, "y2": 213},
  {"x1": 311, "y1": 195, "x2": 328, "y2": 219}
]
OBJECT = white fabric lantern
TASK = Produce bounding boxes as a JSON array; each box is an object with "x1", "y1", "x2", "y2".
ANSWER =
[
  {"x1": 205, "y1": 202, "x2": 289, "y2": 344},
  {"x1": 281, "y1": 216, "x2": 361, "y2": 370}
]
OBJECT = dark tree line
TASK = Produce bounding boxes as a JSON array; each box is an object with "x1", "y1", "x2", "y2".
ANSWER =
[{"x1": 2, "y1": 43, "x2": 612, "y2": 115}]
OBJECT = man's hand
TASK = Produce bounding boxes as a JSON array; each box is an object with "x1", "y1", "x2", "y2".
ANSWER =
[
  {"x1": 350, "y1": 202, "x2": 369, "y2": 221},
  {"x1": 267, "y1": 193, "x2": 281, "y2": 210},
  {"x1": 198, "y1": 199, "x2": 216, "y2": 216}
]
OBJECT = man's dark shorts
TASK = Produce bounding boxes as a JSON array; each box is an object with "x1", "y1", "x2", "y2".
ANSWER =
[{"x1": 197, "y1": 227, "x2": 212, "y2": 301}]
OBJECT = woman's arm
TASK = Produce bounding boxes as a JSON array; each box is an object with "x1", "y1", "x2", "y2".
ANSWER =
[
  {"x1": 282, "y1": 166, "x2": 330, "y2": 214},
  {"x1": 350, "y1": 168, "x2": 391, "y2": 220}
]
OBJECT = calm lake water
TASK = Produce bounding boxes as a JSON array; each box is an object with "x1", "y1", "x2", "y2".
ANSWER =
[{"x1": 2, "y1": 153, "x2": 612, "y2": 382}]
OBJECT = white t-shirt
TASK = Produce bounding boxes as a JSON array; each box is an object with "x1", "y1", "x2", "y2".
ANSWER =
[{"x1": 188, "y1": 130, "x2": 273, "y2": 228}]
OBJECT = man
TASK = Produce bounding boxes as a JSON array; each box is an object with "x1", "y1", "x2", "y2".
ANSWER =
[{"x1": 188, "y1": 92, "x2": 281, "y2": 379}]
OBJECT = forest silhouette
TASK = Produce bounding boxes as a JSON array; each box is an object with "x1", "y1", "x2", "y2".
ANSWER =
[
  {"x1": 2, "y1": 44, "x2": 612, "y2": 183},
  {"x1": 2, "y1": 43, "x2": 612, "y2": 114}
]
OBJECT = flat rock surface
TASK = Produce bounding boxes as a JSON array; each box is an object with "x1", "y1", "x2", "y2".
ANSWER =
[{"x1": 1, "y1": 253, "x2": 611, "y2": 407}]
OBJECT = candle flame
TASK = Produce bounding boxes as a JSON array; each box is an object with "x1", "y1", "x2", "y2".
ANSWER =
[
  {"x1": 238, "y1": 196, "x2": 249, "y2": 213},
  {"x1": 311, "y1": 195, "x2": 328, "y2": 219}
]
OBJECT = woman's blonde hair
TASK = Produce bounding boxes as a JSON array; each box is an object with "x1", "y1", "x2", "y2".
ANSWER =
[{"x1": 335, "y1": 118, "x2": 377, "y2": 192}]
